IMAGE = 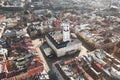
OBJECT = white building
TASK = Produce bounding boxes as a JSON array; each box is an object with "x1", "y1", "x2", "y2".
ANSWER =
[{"x1": 45, "y1": 25, "x2": 81, "y2": 57}]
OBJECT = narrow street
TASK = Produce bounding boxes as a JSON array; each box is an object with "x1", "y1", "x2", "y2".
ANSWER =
[{"x1": 32, "y1": 39, "x2": 50, "y2": 72}]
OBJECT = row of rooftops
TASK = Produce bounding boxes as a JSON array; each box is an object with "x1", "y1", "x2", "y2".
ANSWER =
[
  {"x1": 0, "y1": 28, "x2": 46, "y2": 79},
  {"x1": 0, "y1": 8, "x2": 53, "y2": 79},
  {"x1": 35, "y1": 10, "x2": 120, "y2": 50},
  {"x1": 0, "y1": 2, "x2": 119, "y2": 79},
  {"x1": 0, "y1": 0, "x2": 50, "y2": 8},
  {"x1": 66, "y1": 7, "x2": 120, "y2": 59},
  {"x1": 53, "y1": 49, "x2": 120, "y2": 80},
  {"x1": 25, "y1": 7, "x2": 120, "y2": 57}
]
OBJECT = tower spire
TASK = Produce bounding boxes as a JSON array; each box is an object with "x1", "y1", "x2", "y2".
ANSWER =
[{"x1": 62, "y1": 23, "x2": 70, "y2": 42}]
